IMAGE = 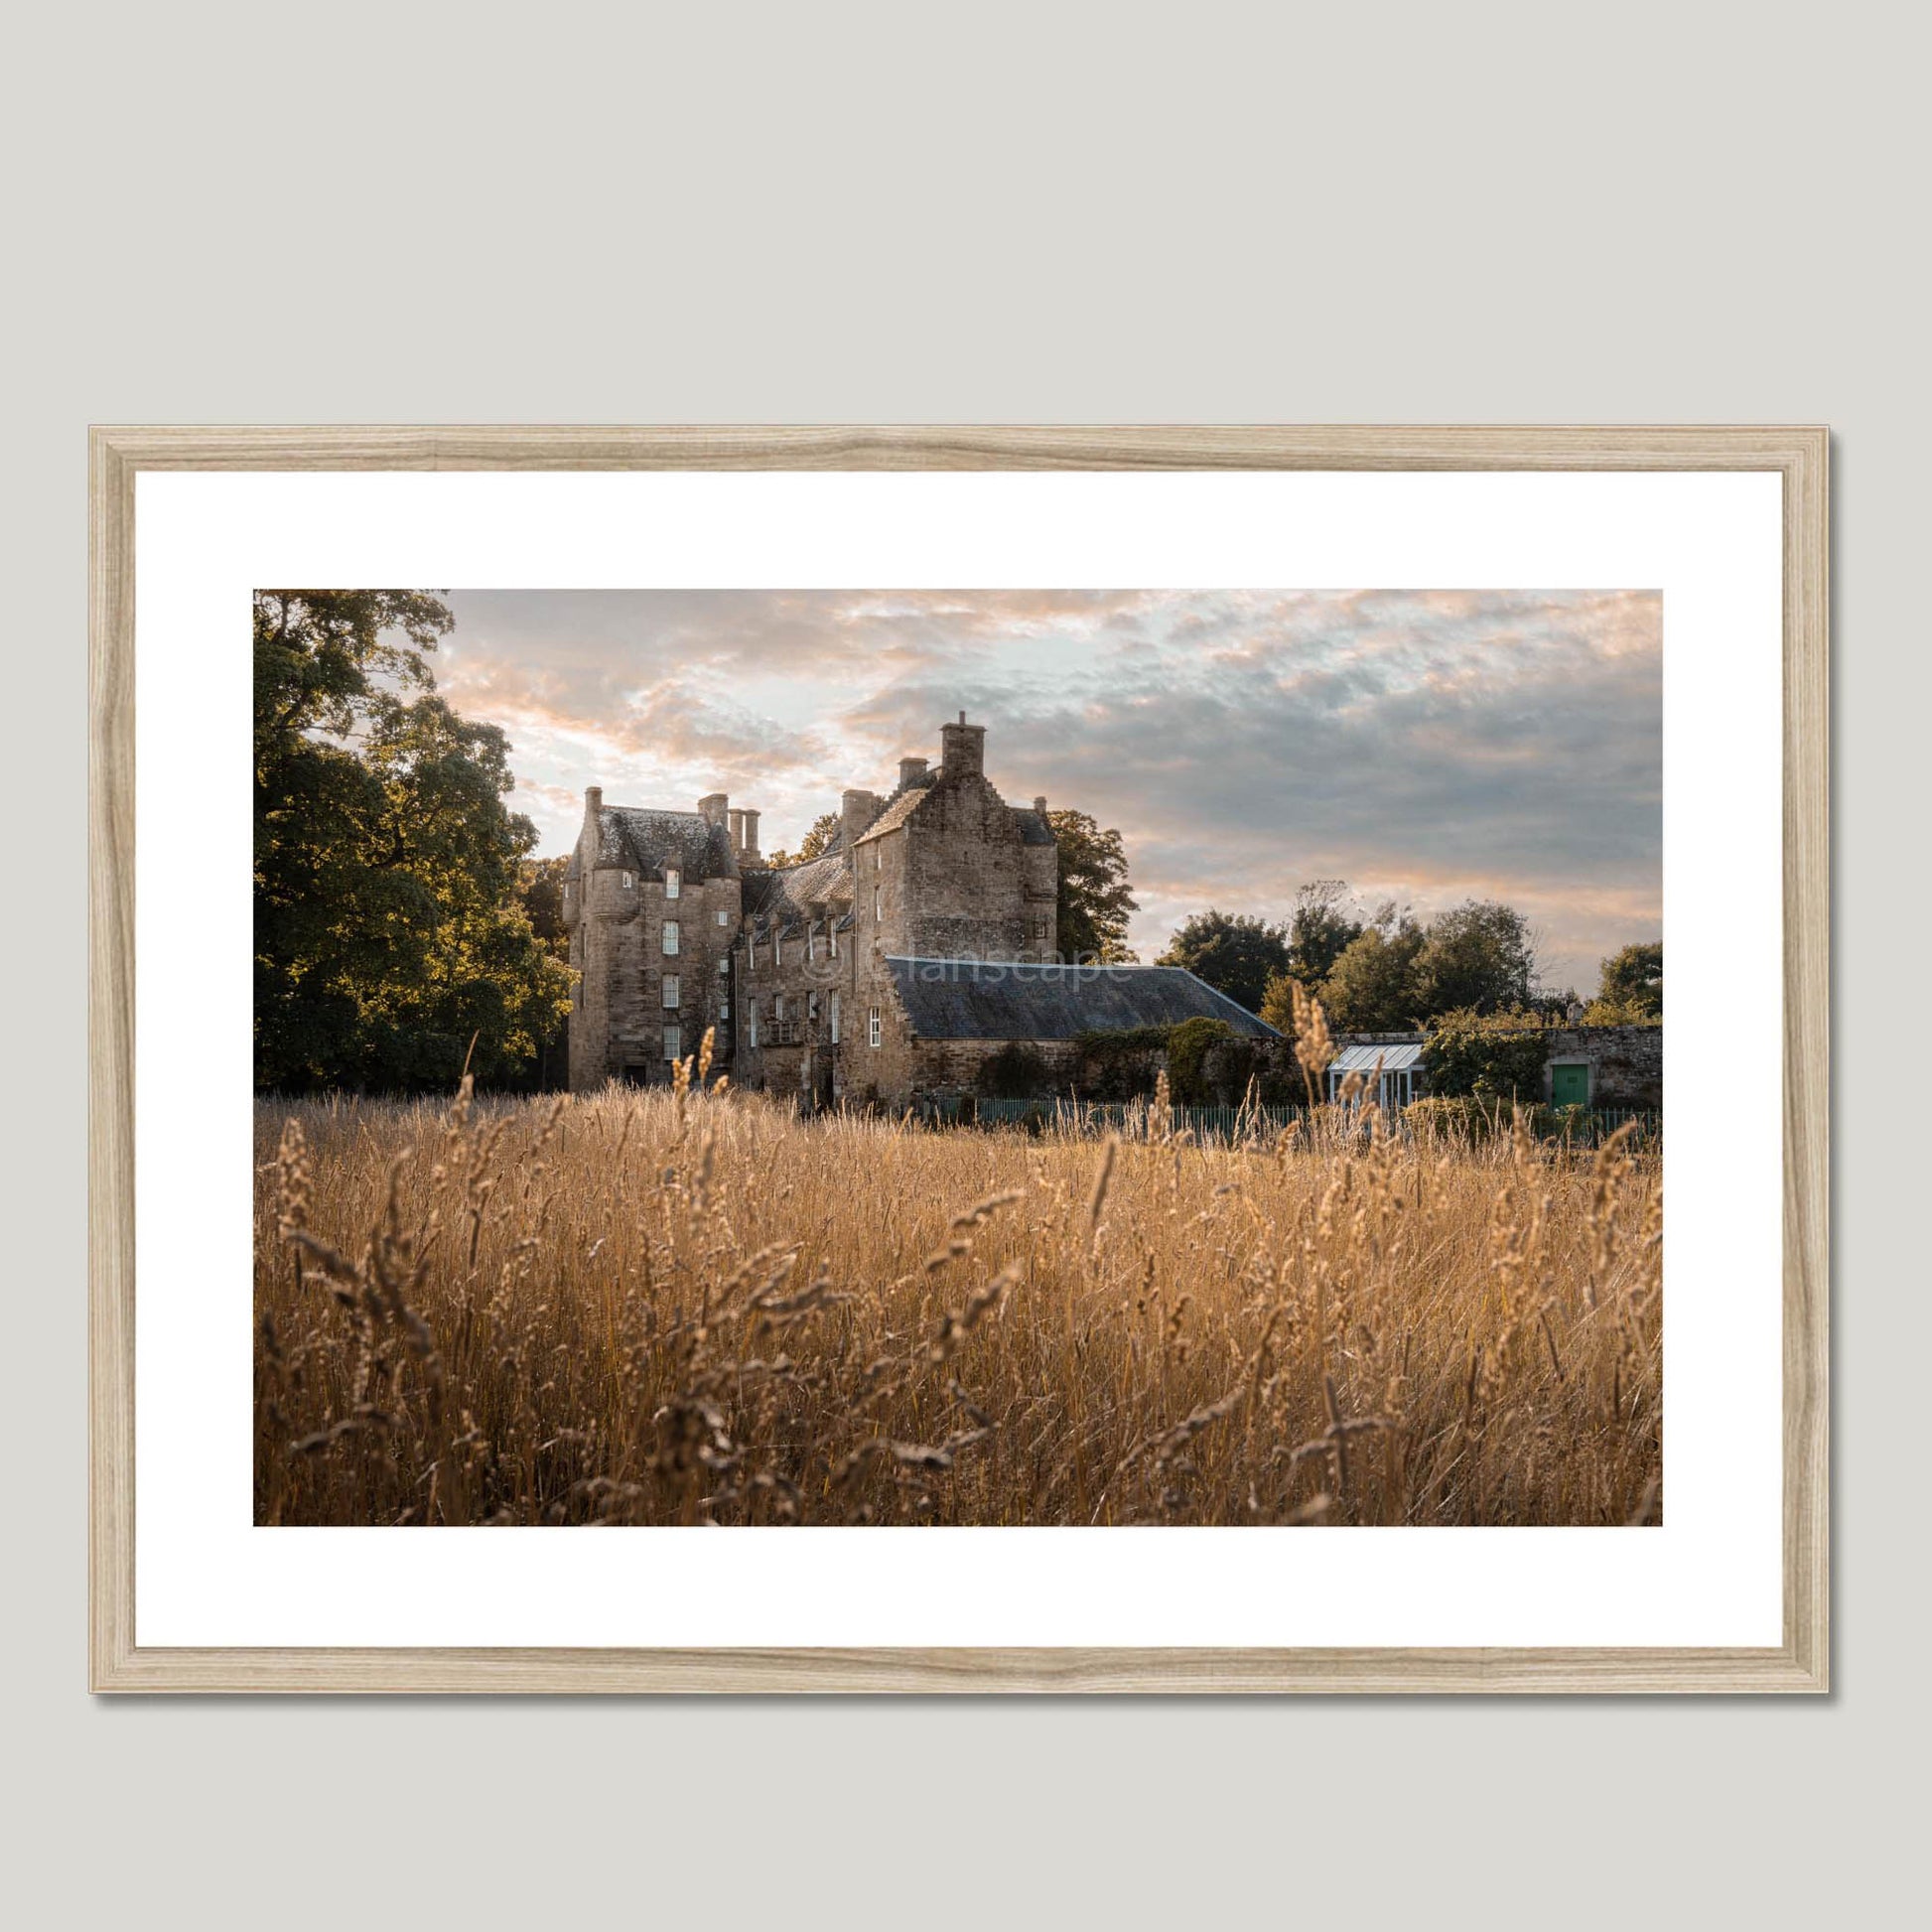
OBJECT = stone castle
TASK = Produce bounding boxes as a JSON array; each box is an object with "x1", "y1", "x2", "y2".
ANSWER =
[{"x1": 562, "y1": 713, "x2": 1273, "y2": 1107}]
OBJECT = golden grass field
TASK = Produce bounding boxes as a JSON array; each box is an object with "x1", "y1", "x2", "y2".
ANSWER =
[{"x1": 255, "y1": 1059, "x2": 1661, "y2": 1529}]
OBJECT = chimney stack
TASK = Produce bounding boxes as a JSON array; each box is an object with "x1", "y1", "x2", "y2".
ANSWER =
[
  {"x1": 586, "y1": 784, "x2": 603, "y2": 814},
  {"x1": 740, "y1": 807, "x2": 761, "y2": 864},
  {"x1": 897, "y1": 756, "x2": 928, "y2": 790},
  {"x1": 697, "y1": 791, "x2": 729, "y2": 827},
  {"x1": 841, "y1": 787, "x2": 883, "y2": 852},
  {"x1": 939, "y1": 712, "x2": 986, "y2": 779}
]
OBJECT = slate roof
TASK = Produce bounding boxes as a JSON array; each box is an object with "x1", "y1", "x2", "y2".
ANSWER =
[
  {"x1": 742, "y1": 849, "x2": 853, "y2": 927},
  {"x1": 885, "y1": 959, "x2": 1280, "y2": 1041},
  {"x1": 590, "y1": 807, "x2": 737, "y2": 882},
  {"x1": 852, "y1": 781, "x2": 1055, "y2": 850},
  {"x1": 852, "y1": 784, "x2": 927, "y2": 846}
]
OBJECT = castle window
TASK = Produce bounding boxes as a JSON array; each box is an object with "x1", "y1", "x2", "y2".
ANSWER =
[
  {"x1": 808, "y1": 992, "x2": 819, "y2": 1021},
  {"x1": 662, "y1": 919, "x2": 680, "y2": 956},
  {"x1": 661, "y1": 975, "x2": 680, "y2": 1009},
  {"x1": 716, "y1": 908, "x2": 729, "y2": 926},
  {"x1": 868, "y1": 1006, "x2": 882, "y2": 1048},
  {"x1": 1035, "y1": 917, "x2": 1049, "y2": 943},
  {"x1": 874, "y1": 886, "x2": 882, "y2": 924},
  {"x1": 807, "y1": 930, "x2": 816, "y2": 963},
  {"x1": 830, "y1": 927, "x2": 838, "y2": 958},
  {"x1": 621, "y1": 872, "x2": 633, "y2": 890},
  {"x1": 662, "y1": 1024, "x2": 682, "y2": 1062},
  {"x1": 774, "y1": 994, "x2": 784, "y2": 1024},
  {"x1": 749, "y1": 1010, "x2": 759, "y2": 1048},
  {"x1": 664, "y1": 867, "x2": 681, "y2": 899},
  {"x1": 749, "y1": 937, "x2": 757, "y2": 968},
  {"x1": 830, "y1": 993, "x2": 840, "y2": 1043},
  {"x1": 720, "y1": 998, "x2": 730, "y2": 1020},
  {"x1": 718, "y1": 957, "x2": 729, "y2": 977},
  {"x1": 775, "y1": 937, "x2": 783, "y2": 967}
]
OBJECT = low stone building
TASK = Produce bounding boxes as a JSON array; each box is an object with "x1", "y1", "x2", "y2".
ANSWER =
[{"x1": 565, "y1": 713, "x2": 1267, "y2": 1108}]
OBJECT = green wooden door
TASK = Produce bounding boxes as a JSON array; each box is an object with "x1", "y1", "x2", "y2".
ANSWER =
[{"x1": 1551, "y1": 1062, "x2": 1590, "y2": 1108}]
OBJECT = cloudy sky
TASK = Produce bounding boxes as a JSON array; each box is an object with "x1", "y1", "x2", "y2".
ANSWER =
[{"x1": 430, "y1": 588, "x2": 1660, "y2": 997}]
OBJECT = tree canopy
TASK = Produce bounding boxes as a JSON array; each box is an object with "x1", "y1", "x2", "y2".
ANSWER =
[
  {"x1": 1583, "y1": 940, "x2": 1662, "y2": 1023},
  {"x1": 767, "y1": 811, "x2": 844, "y2": 869},
  {"x1": 1318, "y1": 911, "x2": 1427, "y2": 1031},
  {"x1": 1157, "y1": 909, "x2": 1290, "y2": 1013},
  {"x1": 254, "y1": 590, "x2": 572, "y2": 1092},
  {"x1": 1286, "y1": 879, "x2": 1366, "y2": 986},
  {"x1": 1048, "y1": 809, "x2": 1139, "y2": 962},
  {"x1": 1411, "y1": 899, "x2": 1538, "y2": 1017}
]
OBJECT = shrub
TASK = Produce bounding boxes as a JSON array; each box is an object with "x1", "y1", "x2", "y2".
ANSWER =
[
  {"x1": 1072, "y1": 1025, "x2": 1172, "y2": 1101},
  {"x1": 977, "y1": 1041, "x2": 1051, "y2": 1099},
  {"x1": 1167, "y1": 1016, "x2": 1236, "y2": 1104},
  {"x1": 1423, "y1": 1007, "x2": 1550, "y2": 1101}
]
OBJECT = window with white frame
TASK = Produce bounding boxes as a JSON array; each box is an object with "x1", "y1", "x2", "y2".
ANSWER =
[
  {"x1": 662, "y1": 1024, "x2": 682, "y2": 1062},
  {"x1": 774, "y1": 994, "x2": 784, "y2": 1024},
  {"x1": 774, "y1": 937, "x2": 783, "y2": 967},
  {"x1": 664, "y1": 867, "x2": 680, "y2": 899},
  {"x1": 717, "y1": 957, "x2": 729, "y2": 977},
  {"x1": 874, "y1": 886, "x2": 882, "y2": 923},
  {"x1": 830, "y1": 926, "x2": 838, "y2": 958},
  {"x1": 868, "y1": 1005, "x2": 882, "y2": 1048},
  {"x1": 807, "y1": 929, "x2": 816, "y2": 963},
  {"x1": 621, "y1": 871, "x2": 633, "y2": 890},
  {"x1": 662, "y1": 919, "x2": 680, "y2": 956},
  {"x1": 661, "y1": 975, "x2": 680, "y2": 1009},
  {"x1": 749, "y1": 937, "x2": 758, "y2": 968},
  {"x1": 829, "y1": 993, "x2": 840, "y2": 1043},
  {"x1": 749, "y1": 1009, "x2": 759, "y2": 1048},
  {"x1": 716, "y1": 908, "x2": 729, "y2": 926}
]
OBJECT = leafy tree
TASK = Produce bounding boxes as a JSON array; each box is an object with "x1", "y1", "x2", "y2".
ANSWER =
[
  {"x1": 1422, "y1": 1007, "x2": 1552, "y2": 1101},
  {"x1": 1588, "y1": 941, "x2": 1662, "y2": 1020},
  {"x1": 1287, "y1": 880, "x2": 1366, "y2": 985},
  {"x1": 1412, "y1": 899, "x2": 1537, "y2": 1017},
  {"x1": 768, "y1": 811, "x2": 844, "y2": 869},
  {"x1": 1157, "y1": 909, "x2": 1290, "y2": 1013},
  {"x1": 1318, "y1": 912, "x2": 1426, "y2": 1031},
  {"x1": 517, "y1": 855, "x2": 571, "y2": 959},
  {"x1": 254, "y1": 590, "x2": 572, "y2": 1092},
  {"x1": 1258, "y1": 971, "x2": 1302, "y2": 1036},
  {"x1": 1048, "y1": 809, "x2": 1139, "y2": 962}
]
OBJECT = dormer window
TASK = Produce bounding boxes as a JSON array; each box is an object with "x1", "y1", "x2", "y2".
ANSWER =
[{"x1": 664, "y1": 867, "x2": 681, "y2": 899}]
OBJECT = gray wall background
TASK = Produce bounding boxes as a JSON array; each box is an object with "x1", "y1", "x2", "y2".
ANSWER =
[{"x1": 6, "y1": 2, "x2": 1920, "y2": 1923}]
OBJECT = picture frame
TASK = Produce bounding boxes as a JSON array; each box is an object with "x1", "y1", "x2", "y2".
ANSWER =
[{"x1": 90, "y1": 424, "x2": 1828, "y2": 1693}]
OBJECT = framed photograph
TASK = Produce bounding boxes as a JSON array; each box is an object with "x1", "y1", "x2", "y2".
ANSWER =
[{"x1": 90, "y1": 425, "x2": 1827, "y2": 1693}]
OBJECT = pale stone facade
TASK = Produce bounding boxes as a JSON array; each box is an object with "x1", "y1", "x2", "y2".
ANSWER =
[
  {"x1": 565, "y1": 716, "x2": 1062, "y2": 1104},
  {"x1": 565, "y1": 712, "x2": 1280, "y2": 1108}
]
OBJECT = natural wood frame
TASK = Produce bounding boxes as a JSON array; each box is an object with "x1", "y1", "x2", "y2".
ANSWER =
[{"x1": 89, "y1": 425, "x2": 1829, "y2": 1694}]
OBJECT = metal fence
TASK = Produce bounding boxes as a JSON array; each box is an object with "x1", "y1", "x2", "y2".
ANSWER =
[{"x1": 965, "y1": 1095, "x2": 1660, "y2": 1151}]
